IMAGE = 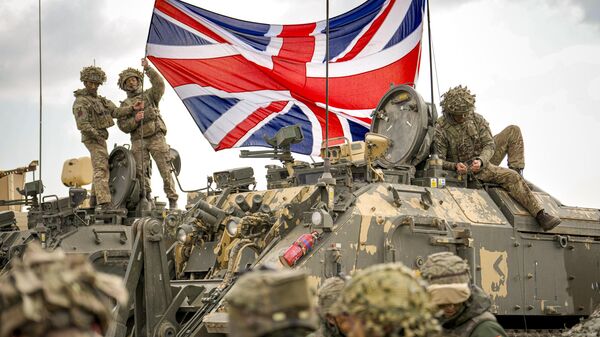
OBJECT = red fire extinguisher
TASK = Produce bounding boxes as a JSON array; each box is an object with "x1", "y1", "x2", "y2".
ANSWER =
[{"x1": 279, "y1": 231, "x2": 319, "y2": 267}]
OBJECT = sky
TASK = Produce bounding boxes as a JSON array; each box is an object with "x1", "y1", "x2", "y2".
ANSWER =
[{"x1": 0, "y1": 0, "x2": 599, "y2": 209}]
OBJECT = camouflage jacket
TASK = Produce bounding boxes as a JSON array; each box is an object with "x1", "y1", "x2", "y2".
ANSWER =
[
  {"x1": 433, "y1": 113, "x2": 495, "y2": 171},
  {"x1": 441, "y1": 285, "x2": 507, "y2": 337},
  {"x1": 117, "y1": 66, "x2": 166, "y2": 140},
  {"x1": 72, "y1": 89, "x2": 133, "y2": 142}
]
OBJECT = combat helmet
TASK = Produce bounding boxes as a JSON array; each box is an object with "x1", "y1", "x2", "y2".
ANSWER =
[
  {"x1": 79, "y1": 66, "x2": 106, "y2": 84},
  {"x1": 330, "y1": 263, "x2": 440, "y2": 337},
  {"x1": 225, "y1": 269, "x2": 318, "y2": 337},
  {"x1": 118, "y1": 67, "x2": 143, "y2": 90},
  {"x1": 316, "y1": 276, "x2": 346, "y2": 318},
  {"x1": 440, "y1": 85, "x2": 476, "y2": 115},
  {"x1": 420, "y1": 252, "x2": 472, "y2": 305},
  {"x1": 0, "y1": 243, "x2": 127, "y2": 337}
]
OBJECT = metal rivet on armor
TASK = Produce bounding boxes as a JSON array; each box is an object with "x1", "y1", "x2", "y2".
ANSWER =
[
  {"x1": 514, "y1": 305, "x2": 521, "y2": 310},
  {"x1": 527, "y1": 305, "x2": 534, "y2": 311}
]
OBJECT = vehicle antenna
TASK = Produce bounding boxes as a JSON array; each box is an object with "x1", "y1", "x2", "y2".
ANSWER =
[{"x1": 37, "y1": 0, "x2": 43, "y2": 204}]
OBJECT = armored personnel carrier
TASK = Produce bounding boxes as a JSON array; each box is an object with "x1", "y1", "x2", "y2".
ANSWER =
[
  {"x1": 0, "y1": 146, "x2": 179, "y2": 276},
  {"x1": 108, "y1": 85, "x2": 600, "y2": 337}
]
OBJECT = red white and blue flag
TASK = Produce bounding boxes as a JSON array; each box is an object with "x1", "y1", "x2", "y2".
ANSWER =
[{"x1": 146, "y1": 0, "x2": 426, "y2": 155}]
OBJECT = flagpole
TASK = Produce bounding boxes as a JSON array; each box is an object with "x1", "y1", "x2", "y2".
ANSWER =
[
  {"x1": 325, "y1": 0, "x2": 330, "y2": 158},
  {"x1": 426, "y1": 0, "x2": 434, "y2": 105}
]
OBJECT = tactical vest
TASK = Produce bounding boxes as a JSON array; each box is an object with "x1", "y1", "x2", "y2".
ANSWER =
[
  {"x1": 443, "y1": 311, "x2": 497, "y2": 337},
  {"x1": 74, "y1": 93, "x2": 115, "y2": 130},
  {"x1": 439, "y1": 114, "x2": 485, "y2": 163},
  {"x1": 122, "y1": 91, "x2": 167, "y2": 139}
]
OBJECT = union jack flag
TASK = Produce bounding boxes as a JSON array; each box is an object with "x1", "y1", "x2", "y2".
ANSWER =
[{"x1": 147, "y1": 0, "x2": 426, "y2": 155}]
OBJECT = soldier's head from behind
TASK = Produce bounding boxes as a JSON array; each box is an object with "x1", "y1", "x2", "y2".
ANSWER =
[
  {"x1": 79, "y1": 66, "x2": 106, "y2": 95},
  {"x1": 0, "y1": 243, "x2": 127, "y2": 337},
  {"x1": 225, "y1": 269, "x2": 318, "y2": 337},
  {"x1": 440, "y1": 85, "x2": 476, "y2": 124},
  {"x1": 316, "y1": 276, "x2": 349, "y2": 335},
  {"x1": 330, "y1": 263, "x2": 439, "y2": 337},
  {"x1": 117, "y1": 67, "x2": 143, "y2": 94},
  {"x1": 420, "y1": 252, "x2": 472, "y2": 320}
]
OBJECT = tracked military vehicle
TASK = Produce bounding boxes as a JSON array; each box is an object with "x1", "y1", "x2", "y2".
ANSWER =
[
  {"x1": 108, "y1": 85, "x2": 600, "y2": 337},
  {"x1": 0, "y1": 146, "x2": 180, "y2": 276}
]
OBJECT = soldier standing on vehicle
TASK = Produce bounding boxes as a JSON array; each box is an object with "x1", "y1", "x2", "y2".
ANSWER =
[
  {"x1": 490, "y1": 125, "x2": 525, "y2": 176},
  {"x1": 0, "y1": 243, "x2": 127, "y2": 337},
  {"x1": 225, "y1": 269, "x2": 318, "y2": 337},
  {"x1": 117, "y1": 58, "x2": 179, "y2": 209},
  {"x1": 73, "y1": 66, "x2": 144, "y2": 211},
  {"x1": 433, "y1": 85, "x2": 561, "y2": 231},
  {"x1": 421, "y1": 252, "x2": 507, "y2": 337},
  {"x1": 330, "y1": 263, "x2": 440, "y2": 337},
  {"x1": 308, "y1": 276, "x2": 349, "y2": 337}
]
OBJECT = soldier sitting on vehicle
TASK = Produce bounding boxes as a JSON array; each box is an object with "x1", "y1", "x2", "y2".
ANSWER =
[
  {"x1": 225, "y1": 268, "x2": 318, "y2": 337},
  {"x1": 433, "y1": 85, "x2": 561, "y2": 231},
  {"x1": 73, "y1": 66, "x2": 143, "y2": 211},
  {"x1": 0, "y1": 243, "x2": 127, "y2": 337},
  {"x1": 330, "y1": 263, "x2": 440, "y2": 337},
  {"x1": 308, "y1": 276, "x2": 349, "y2": 337},
  {"x1": 421, "y1": 252, "x2": 507, "y2": 337}
]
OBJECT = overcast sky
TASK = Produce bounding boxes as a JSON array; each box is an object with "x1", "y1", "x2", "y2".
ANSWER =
[{"x1": 0, "y1": 0, "x2": 599, "y2": 209}]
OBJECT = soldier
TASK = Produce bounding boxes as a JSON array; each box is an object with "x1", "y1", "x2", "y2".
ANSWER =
[
  {"x1": 330, "y1": 263, "x2": 440, "y2": 337},
  {"x1": 73, "y1": 66, "x2": 143, "y2": 211},
  {"x1": 117, "y1": 58, "x2": 179, "y2": 209},
  {"x1": 421, "y1": 252, "x2": 507, "y2": 337},
  {"x1": 0, "y1": 243, "x2": 127, "y2": 337},
  {"x1": 433, "y1": 85, "x2": 561, "y2": 231},
  {"x1": 490, "y1": 125, "x2": 525, "y2": 176},
  {"x1": 225, "y1": 269, "x2": 318, "y2": 337},
  {"x1": 308, "y1": 276, "x2": 348, "y2": 337}
]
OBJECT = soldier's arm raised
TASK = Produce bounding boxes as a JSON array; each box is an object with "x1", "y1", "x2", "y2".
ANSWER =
[
  {"x1": 145, "y1": 64, "x2": 165, "y2": 105},
  {"x1": 433, "y1": 124, "x2": 457, "y2": 170},
  {"x1": 109, "y1": 99, "x2": 144, "y2": 119}
]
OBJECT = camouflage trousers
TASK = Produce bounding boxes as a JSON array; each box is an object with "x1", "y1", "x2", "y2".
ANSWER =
[
  {"x1": 132, "y1": 132, "x2": 178, "y2": 202},
  {"x1": 83, "y1": 139, "x2": 111, "y2": 205},
  {"x1": 475, "y1": 164, "x2": 542, "y2": 216},
  {"x1": 490, "y1": 125, "x2": 525, "y2": 169}
]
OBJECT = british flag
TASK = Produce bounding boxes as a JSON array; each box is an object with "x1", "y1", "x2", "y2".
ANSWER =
[{"x1": 147, "y1": 0, "x2": 426, "y2": 155}]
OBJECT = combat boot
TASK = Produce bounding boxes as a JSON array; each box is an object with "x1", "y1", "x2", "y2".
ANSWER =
[
  {"x1": 169, "y1": 199, "x2": 177, "y2": 209},
  {"x1": 536, "y1": 210, "x2": 561, "y2": 231}
]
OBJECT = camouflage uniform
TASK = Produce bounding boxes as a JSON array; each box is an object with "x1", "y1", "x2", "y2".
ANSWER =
[
  {"x1": 434, "y1": 86, "x2": 560, "y2": 231},
  {"x1": 330, "y1": 263, "x2": 440, "y2": 337},
  {"x1": 73, "y1": 66, "x2": 137, "y2": 205},
  {"x1": 0, "y1": 243, "x2": 127, "y2": 337},
  {"x1": 490, "y1": 125, "x2": 525, "y2": 171},
  {"x1": 308, "y1": 277, "x2": 347, "y2": 337},
  {"x1": 421, "y1": 252, "x2": 507, "y2": 337},
  {"x1": 117, "y1": 65, "x2": 178, "y2": 205},
  {"x1": 225, "y1": 269, "x2": 317, "y2": 337}
]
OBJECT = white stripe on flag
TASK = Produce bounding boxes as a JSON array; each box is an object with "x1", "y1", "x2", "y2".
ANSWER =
[
  {"x1": 311, "y1": 21, "x2": 327, "y2": 64},
  {"x1": 305, "y1": 23, "x2": 422, "y2": 78},
  {"x1": 355, "y1": 0, "x2": 412, "y2": 59},
  {"x1": 330, "y1": 0, "x2": 391, "y2": 62},
  {"x1": 154, "y1": 8, "x2": 218, "y2": 44},
  {"x1": 147, "y1": 43, "x2": 239, "y2": 59},
  {"x1": 205, "y1": 100, "x2": 268, "y2": 144},
  {"x1": 174, "y1": 84, "x2": 292, "y2": 104},
  {"x1": 232, "y1": 101, "x2": 295, "y2": 148}
]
